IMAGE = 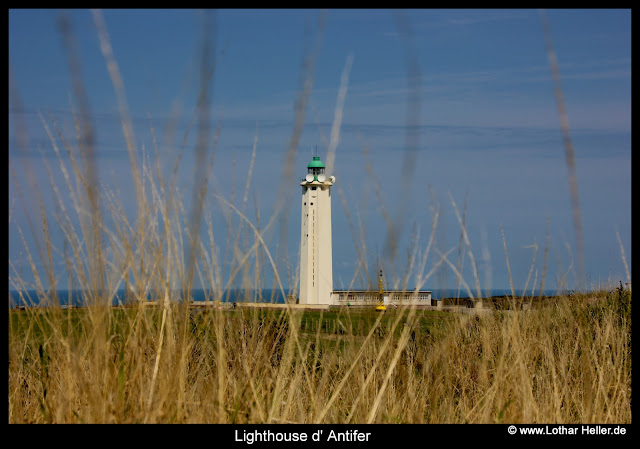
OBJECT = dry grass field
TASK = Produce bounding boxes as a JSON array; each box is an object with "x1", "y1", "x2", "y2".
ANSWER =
[{"x1": 8, "y1": 289, "x2": 631, "y2": 424}]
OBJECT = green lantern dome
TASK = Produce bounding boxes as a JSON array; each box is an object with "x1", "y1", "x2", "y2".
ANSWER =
[{"x1": 307, "y1": 156, "x2": 325, "y2": 169}]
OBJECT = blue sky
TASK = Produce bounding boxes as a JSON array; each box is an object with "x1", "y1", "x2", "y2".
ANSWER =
[{"x1": 9, "y1": 9, "x2": 631, "y2": 295}]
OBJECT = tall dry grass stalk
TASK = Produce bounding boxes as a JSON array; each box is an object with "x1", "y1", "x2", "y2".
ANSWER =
[
  {"x1": 539, "y1": 9, "x2": 585, "y2": 289},
  {"x1": 8, "y1": 10, "x2": 631, "y2": 424}
]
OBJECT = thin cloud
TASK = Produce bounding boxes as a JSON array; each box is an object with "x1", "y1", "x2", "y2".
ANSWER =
[{"x1": 417, "y1": 10, "x2": 532, "y2": 30}]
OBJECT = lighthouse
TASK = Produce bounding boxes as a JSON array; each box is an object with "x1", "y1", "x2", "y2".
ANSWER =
[{"x1": 299, "y1": 155, "x2": 335, "y2": 305}]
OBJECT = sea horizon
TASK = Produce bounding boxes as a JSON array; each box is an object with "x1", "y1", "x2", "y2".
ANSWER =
[{"x1": 9, "y1": 287, "x2": 566, "y2": 308}]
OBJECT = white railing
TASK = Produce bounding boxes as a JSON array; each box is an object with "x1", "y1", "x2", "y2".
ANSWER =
[{"x1": 333, "y1": 291, "x2": 431, "y2": 303}]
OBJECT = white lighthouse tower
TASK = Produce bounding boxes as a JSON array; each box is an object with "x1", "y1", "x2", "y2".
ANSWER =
[{"x1": 299, "y1": 155, "x2": 335, "y2": 305}]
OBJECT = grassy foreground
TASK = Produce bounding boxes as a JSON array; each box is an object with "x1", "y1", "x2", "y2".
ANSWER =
[{"x1": 8, "y1": 289, "x2": 631, "y2": 424}]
